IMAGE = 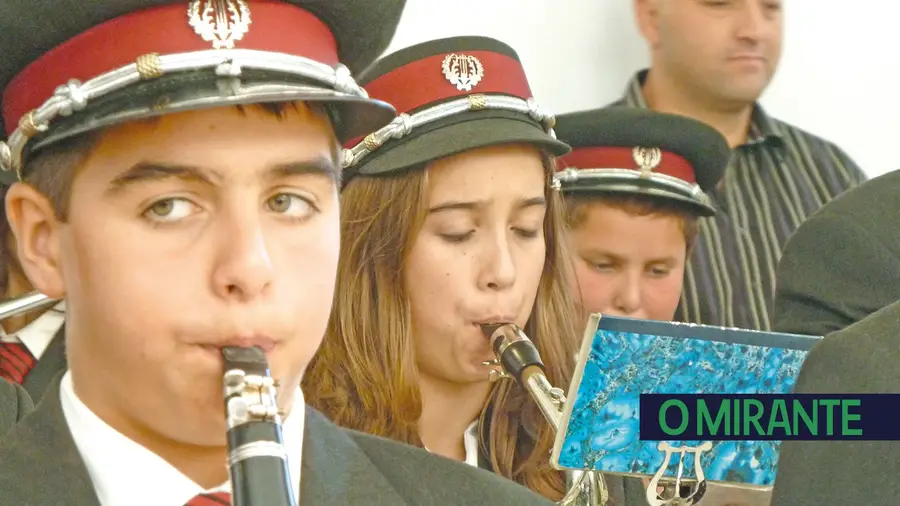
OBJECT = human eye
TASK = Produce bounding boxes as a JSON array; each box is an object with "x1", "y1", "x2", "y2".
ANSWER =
[
  {"x1": 266, "y1": 192, "x2": 319, "y2": 222},
  {"x1": 141, "y1": 197, "x2": 199, "y2": 224},
  {"x1": 439, "y1": 230, "x2": 475, "y2": 244}
]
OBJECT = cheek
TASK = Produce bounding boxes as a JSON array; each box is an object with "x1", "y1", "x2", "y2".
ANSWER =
[
  {"x1": 669, "y1": 26, "x2": 726, "y2": 63},
  {"x1": 277, "y1": 210, "x2": 340, "y2": 324},
  {"x1": 282, "y1": 209, "x2": 340, "y2": 292},
  {"x1": 645, "y1": 272, "x2": 686, "y2": 321},
  {"x1": 404, "y1": 236, "x2": 460, "y2": 327},
  {"x1": 763, "y1": 26, "x2": 783, "y2": 57},
  {"x1": 520, "y1": 237, "x2": 546, "y2": 301},
  {"x1": 572, "y1": 262, "x2": 614, "y2": 312},
  {"x1": 65, "y1": 217, "x2": 181, "y2": 317}
]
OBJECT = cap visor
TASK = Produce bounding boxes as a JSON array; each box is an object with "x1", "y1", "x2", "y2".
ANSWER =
[
  {"x1": 352, "y1": 109, "x2": 570, "y2": 176},
  {"x1": 562, "y1": 181, "x2": 716, "y2": 217},
  {"x1": 30, "y1": 70, "x2": 396, "y2": 152}
]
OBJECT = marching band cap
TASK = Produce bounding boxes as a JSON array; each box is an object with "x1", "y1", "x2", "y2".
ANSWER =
[
  {"x1": 341, "y1": 36, "x2": 570, "y2": 181},
  {"x1": 0, "y1": 0, "x2": 408, "y2": 184},
  {"x1": 553, "y1": 107, "x2": 731, "y2": 216}
]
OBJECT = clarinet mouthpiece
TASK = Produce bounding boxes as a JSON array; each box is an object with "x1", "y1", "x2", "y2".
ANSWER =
[
  {"x1": 481, "y1": 323, "x2": 545, "y2": 384},
  {"x1": 479, "y1": 323, "x2": 504, "y2": 341}
]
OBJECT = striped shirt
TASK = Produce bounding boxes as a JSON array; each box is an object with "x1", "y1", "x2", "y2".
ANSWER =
[{"x1": 612, "y1": 70, "x2": 867, "y2": 331}]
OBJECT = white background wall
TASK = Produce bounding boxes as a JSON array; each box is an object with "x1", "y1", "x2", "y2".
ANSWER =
[{"x1": 386, "y1": 0, "x2": 900, "y2": 178}]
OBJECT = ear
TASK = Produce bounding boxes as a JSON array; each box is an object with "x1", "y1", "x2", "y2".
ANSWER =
[
  {"x1": 5, "y1": 182, "x2": 65, "y2": 299},
  {"x1": 635, "y1": 0, "x2": 662, "y2": 47}
]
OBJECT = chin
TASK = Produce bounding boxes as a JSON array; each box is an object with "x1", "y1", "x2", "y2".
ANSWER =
[
  {"x1": 460, "y1": 359, "x2": 495, "y2": 383},
  {"x1": 723, "y1": 81, "x2": 769, "y2": 103}
]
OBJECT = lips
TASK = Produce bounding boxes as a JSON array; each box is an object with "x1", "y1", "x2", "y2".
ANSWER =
[
  {"x1": 472, "y1": 316, "x2": 517, "y2": 341},
  {"x1": 200, "y1": 336, "x2": 279, "y2": 353},
  {"x1": 472, "y1": 315, "x2": 517, "y2": 325},
  {"x1": 729, "y1": 54, "x2": 765, "y2": 62}
]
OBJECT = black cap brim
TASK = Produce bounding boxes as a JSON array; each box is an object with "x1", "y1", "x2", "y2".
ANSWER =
[
  {"x1": 350, "y1": 108, "x2": 570, "y2": 177},
  {"x1": 0, "y1": 0, "x2": 408, "y2": 137},
  {"x1": 554, "y1": 106, "x2": 731, "y2": 193},
  {"x1": 561, "y1": 180, "x2": 716, "y2": 217},
  {"x1": 28, "y1": 70, "x2": 395, "y2": 154}
]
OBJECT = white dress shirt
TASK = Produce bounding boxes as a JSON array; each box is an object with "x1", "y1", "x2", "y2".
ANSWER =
[
  {"x1": 425, "y1": 420, "x2": 482, "y2": 468},
  {"x1": 462, "y1": 420, "x2": 481, "y2": 467},
  {"x1": 60, "y1": 371, "x2": 305, "y2": 506},
  {"x1": 0, "y1": 300, "x2": 65, "y2": 359}
]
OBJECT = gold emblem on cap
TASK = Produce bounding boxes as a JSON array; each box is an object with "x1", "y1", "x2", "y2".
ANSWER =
[
  {"x1": 442, "y1": 53, "x2": 484, "y2": 92},
  {"x1": 188, "y1": 0, "x2": 252, "y2": 50},
  {"x1": 632, "y1": 146, "x2": 662, "y2": 179}
]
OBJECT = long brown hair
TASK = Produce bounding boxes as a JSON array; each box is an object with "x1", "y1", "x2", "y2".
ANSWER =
[{"x1": 303, "y1": 153, "x2": 581, "y2": 500}]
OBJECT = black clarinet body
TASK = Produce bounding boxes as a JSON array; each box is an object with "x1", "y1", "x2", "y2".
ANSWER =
[{"x1": 221, "y1": 346, "x2": 297, "y2": 506}]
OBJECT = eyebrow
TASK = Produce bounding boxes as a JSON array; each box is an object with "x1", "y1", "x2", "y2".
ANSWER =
[
  {"x1": 583, "y1": 251, "x2": 678, "y2": 265},
  {"x1": 427, "y1": 195, "x2": 547, "y2": 214},
  {"x1": 105, "y1": 157, "x2": 339, "y2": 194}
]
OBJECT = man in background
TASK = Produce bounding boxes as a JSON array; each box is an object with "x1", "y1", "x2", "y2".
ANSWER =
[{"x1": 615, "y1": 0, "x2": 865, "y2": 331}]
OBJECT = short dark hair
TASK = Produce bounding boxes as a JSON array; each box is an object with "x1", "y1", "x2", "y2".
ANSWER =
[
  {"x1": 564, "y1": 192, "x2": 701, "y2": 251},
  {"x1": 0, "y1": 133, "x2": 97, "y2": 294}
]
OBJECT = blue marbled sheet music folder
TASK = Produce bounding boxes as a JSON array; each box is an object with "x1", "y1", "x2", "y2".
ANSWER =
[{"x1": 551, "y1": 314, "x2": 821, "y2": 487}]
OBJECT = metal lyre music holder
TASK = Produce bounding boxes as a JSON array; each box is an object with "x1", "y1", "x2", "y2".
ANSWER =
[{"x1": 645, "y1": 441, "x2": 712, "y2": 506}]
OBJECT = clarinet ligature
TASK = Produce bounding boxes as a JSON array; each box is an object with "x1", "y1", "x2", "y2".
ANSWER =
[{"x1": 222, "y1": 346, "x2": 297, "y2": 506}]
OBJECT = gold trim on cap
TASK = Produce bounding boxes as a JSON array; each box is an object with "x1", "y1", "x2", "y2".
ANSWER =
[
  {"x1": 468, "y1": 94, "x2": 487, "y2": 110},
  {"x1": 135, "y1": 53, "x2": 164, "y2": 80}
]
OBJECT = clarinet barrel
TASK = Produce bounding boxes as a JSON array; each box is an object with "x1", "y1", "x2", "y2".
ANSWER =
[{"x1": 221, "y1": 346, "x2": 297, "y2": 506}]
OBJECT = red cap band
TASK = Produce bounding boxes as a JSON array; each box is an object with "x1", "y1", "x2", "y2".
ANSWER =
[
  {"x1": 3, "y1": 1, "x2": 338, "y2": 135},
  {"x1": 363, "y1": 51, "x2": 532, "y2": 115},
  {"x1": 559, "y1": 146, "x2": 696, "y2": 185}
]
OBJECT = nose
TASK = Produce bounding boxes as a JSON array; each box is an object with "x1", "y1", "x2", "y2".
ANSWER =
[
  {"x1": 211, "y1": 212, "x2": 274, "y2": 303},
  {"x1": 735, "y1": 1, "x2": 766, "y2": 41},
  {"x1": 478, "y1": 232, "x2": 517, "y2": 292},
  {"x1": 610, "y1": 272, "x2": 644, "y2": 318}
]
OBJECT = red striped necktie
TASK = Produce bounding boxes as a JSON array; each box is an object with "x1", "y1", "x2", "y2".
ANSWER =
[
  {"x1": 185, "y1": 492, "x2": 231, "y2": 505},
  {"x1": 0, "y1": 342, "x2": 36, "y2": 384}
]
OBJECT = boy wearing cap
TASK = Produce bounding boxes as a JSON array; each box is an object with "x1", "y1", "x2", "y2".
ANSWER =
[
  {"x1": 0, "y1": 2, "x2": 553, "y2": 505},
  {"x1": 555, "y1": 106, "x2": 769, "y2": 506},
  {"x1": 553, "y1": 107, "x2": 730, "y2": 326}
]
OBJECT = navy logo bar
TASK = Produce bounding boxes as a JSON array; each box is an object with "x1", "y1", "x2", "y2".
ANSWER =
[{"x1": 639, "y1": 394, "x2": 900, "y2": 441}]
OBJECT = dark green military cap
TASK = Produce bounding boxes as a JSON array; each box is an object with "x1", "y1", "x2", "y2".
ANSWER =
[
  {"x1": 553, "y1": 106, "x2": 731, "y2": 216},
  {"x1": 341, "y1": 36, "x2": 569, "y2": 183},
  {"x1": 0, "y1": 0, "x2": 408, "y2": 184}
]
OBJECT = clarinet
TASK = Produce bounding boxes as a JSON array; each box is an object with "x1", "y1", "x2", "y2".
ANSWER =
[{"x1": 221, "y1": 346, "x2": 297, "y2": 506}]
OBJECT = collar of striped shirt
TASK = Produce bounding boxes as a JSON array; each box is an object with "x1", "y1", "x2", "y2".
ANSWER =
[{"x1": 620, "y1": 69, "x2": 786, "y2": 148}]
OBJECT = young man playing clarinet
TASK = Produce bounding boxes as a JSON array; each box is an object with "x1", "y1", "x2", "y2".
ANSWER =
[{"x1": 0, "y1": 1, "x2": 553, "y2": 504}]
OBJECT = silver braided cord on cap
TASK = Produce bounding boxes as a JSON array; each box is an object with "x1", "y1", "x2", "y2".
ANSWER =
[
  {"x1": 553, "y1": 167, "x2": 710, "y2": 204},
  {"x1": 0, "y1": 49, "x2": 368, "y2": 178},
  {"x1": 342, "y1": 93, "x2": 557, "y2": 170}
]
